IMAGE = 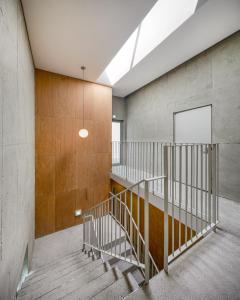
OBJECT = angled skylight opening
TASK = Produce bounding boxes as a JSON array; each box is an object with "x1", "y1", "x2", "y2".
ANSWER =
[
  {"x1": 98, "y1": 0, "x2": 198, "y2": 86},
  {"x1": 133, "y1": 0, "x2": 199, "y2": 66},
  {"x1": 98, "y1": 28, "x2": 139, "y2": 86}
]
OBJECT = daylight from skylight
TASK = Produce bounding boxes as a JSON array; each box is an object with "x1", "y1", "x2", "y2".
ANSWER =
[{"x1": 98, "y1": 0, "x2": 198, "y2": 86}]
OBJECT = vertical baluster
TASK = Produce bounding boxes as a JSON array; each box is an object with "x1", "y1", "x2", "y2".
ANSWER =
[
  {"x1": 196, "y1": 145, "x2": 199, "y2": 236},
  {"x1": 104, "y1": 203, "x2": 106, "y2": 247},
  {"x1": 217, "y1": 144, "x2": 219, "y2": 221},
  {"x1": 83, "y1": 215, "x2": 85, "y2": 250},
  {"x1": 137, "y1": 184, "x2": 140, "y2": 261},
  {"x1": 125, "y1": 191, "x2": 127, "y2": 260},
  {"x1": 143, "y1": 142, "x2": 145, "y2": 179},
  {"x1": 126, "y1": 142, "x2": 128, "y2": 181},
  {"x1": 153, "y1": 142, "x2": 155, "y2": 193},
  {"x1": 191, "y1": 145, "x2": 193, "y2": 241},
  {"x1": 172, "y1": 145, "x2": 175, "y2": 256},
  {"x1": 161, "y1": 143, "x2": 163, "y2": 192},
  {"x1": 114, "y1": 197, "x2": 117, "y2": 255},
  {"x1": 111, "y1": 197, "x2": 113, "y2": 256},
  {"x1": 157, "y1": 142, "x2": 159, "y2": 193},
  {"x1": 212, "y1": 144, "x2": 217, "y2": 231},
  {"x1": 201, "y1": 145, "x2": 203, "y2": 233},
  {"x1": 119, "y1": 194, "x2": 122, "y2": 255},
  {"x1": 135, "y1": 142, "x2": 137, "y2": 181},
  {"x1": 164, "y1": 146, "x2": 169, "y2": 274},
  {"x1": 107, "y1": 200, "x2": 109, "y2": 248},
  {"x1": 169, "y1": 143, "x2": 172, "y2": 201},
  {"x1": 130, "y1": 191, "x2": 133, "y2": 262},
  {"x1": 208, "y1": 145, "x2": 212, "y2": 225},
  {"x1": 144, "y1": 180, "x2": 150, "y2": 282},
  {"x1": 179, "y1": 145, "x2": 182, "y2": 250},
  {"x1": 205, "y1": 144, "x2": 208, "y2": 223},
  {"x1": 185, "y1": 145, "x2": 188, "y2": 246}
]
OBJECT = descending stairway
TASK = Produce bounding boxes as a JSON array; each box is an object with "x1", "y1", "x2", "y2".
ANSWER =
[{"x1": 17, "y1": 239, "x2": 144, "y2": 300}]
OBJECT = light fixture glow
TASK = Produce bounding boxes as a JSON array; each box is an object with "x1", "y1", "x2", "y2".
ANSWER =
[
  {"x1": 98, "y1": 0, "x2": 198, "y2": 86},
  {"x1": 79, "y1": 128, "x2": 88, "y2": 138}
]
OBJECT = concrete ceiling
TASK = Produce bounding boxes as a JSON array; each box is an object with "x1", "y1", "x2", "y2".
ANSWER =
[
  {"x1": 22, "y1": 0, "x2": 240, "y2": 98},
  {"x1": 113, "y1": 0, "x2": 240, "y2": 97},
  {"x1": 21, "y1": 0, "x2": 157, "y2": 84}
]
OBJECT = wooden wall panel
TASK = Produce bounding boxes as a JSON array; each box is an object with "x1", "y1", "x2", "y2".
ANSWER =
[{"x1": 35, "y1": 69, "x2": 112, "y2": 237}]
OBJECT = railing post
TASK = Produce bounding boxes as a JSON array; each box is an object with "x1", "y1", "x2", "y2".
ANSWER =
[
  {"x1": 152, "y1": 142, "x2": 155, "y2": 194},
  {"x1": 208, "y1": 144, "x2": 212, "y2": 225},
  {"x1": 83, "y1": 215, "x2": 85, "y2": 251},
  {"x1": 144, "y1": 180, "x2": 150, "y2": 283},
  {"x1": 164, "y1": 145, "x2": 169, "y2": 273},
  {"x1": 126, "y1": 142, "x2": 128, "y2": 181},
  {"x1": 98, "y1": 207, "x2": 102, "y2": 249},
  {"x1": 212, "y1": 144, "x2": 217, "y2": 231}
]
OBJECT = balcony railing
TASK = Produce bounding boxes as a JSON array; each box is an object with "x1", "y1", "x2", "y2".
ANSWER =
[{"x1": 111, "y1": 141, "x2": 219, "y2": 272}]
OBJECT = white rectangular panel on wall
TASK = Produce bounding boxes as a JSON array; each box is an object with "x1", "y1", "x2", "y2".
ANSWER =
[{"x1": 174, "y1": 105, "x2": 212, "y2": 144}]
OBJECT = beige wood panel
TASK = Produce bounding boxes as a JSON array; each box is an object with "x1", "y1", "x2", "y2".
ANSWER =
[{"x1": 35, "y1": 69, "x2": 112, "y2": 237}]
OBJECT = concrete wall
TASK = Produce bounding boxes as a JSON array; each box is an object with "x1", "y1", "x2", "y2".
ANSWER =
[
  {"x1": 126, "y1": 32, "x2": 240, "y2": 202},
  {"x1": 0, "y1": 0, "x2": 35, "y2": 299}
]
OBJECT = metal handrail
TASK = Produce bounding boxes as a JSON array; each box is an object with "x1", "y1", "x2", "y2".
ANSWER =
[
  {"x1": 82, "y1": 176, "x2": 164, "y2": 283},
  {"x1": 112, "y1": 141, "x2": 219, "y2": 274}
]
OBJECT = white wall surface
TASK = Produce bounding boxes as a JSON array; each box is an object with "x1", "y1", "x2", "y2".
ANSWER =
[{"x1": 174, "y1": 105, "x2": 212, "y2": 144}]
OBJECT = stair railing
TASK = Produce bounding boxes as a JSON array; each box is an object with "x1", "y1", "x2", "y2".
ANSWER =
[
  {"x1": 112, "y1": 142, "x2": 219, "y2": 274},
  {"x1": 82, "y1": 176, "x2": 165, "y2": 283}
]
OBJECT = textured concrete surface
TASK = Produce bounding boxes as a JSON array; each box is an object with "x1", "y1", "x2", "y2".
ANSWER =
[
  {"x1": 0, "y1": 0, "x2": 35, "y2": 299},
  {"x1": 17, "y1": 224, "x2": 135, "y2": 300},
  {"x1": 126, "y1": 196, "x2": 240, "y2": 300},
  {"x1": 32, "y1": 224, "x2": 83, "y2": 270},
  {"x1": 126, "y1": 31, "x2": 240, "y2": 202}
]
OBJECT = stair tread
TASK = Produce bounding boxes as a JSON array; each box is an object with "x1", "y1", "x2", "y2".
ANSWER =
[
  {"x1": 22, "y1": 261, "x2": 113, "y2": 300},
  {"x1": 92, "y1": 276, "x2": 133, "y2": 300},
  {"x1": 17, "y1": 256, "x2": 102, "y2": 299},
  {"x1": 112, "y1": 259, "x2": 137, "y2": 274},
  {"x1": 22, "y1": 252, "x2": 91, "y2": 287},
  {"x1": 58, "y1": 267, "x2": 123, "y2": 300},
  {"x1": 25, "y1": 250, "x2": 85, "y2": 280}
]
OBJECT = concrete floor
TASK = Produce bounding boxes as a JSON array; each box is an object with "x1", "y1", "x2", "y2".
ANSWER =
[
  {"x1": 126, "y1": 196, "x2": 240, "y2": 300},
  {"x1": 31, "y1": 224, "x2": 83, "y2": 270},
  {"x1": 31, "y1": 196, "x2": 240, "y2": 300}
]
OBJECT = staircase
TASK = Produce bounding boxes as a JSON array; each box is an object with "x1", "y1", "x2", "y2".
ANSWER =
[{"x1": 17, "y1": 245, "x2": 144, "y2": 300}]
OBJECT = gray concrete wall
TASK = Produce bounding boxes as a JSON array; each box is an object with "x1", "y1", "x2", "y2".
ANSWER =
[
  {"x1": 126, "y1": 32, "x2": 240, "y2": 202},
  {"x1": 0, "y1": 0, "x2": 35, "y2": 299}
]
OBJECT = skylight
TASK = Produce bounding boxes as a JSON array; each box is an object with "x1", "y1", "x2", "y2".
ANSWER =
[{"x1": 98, "y1": 0, "x2": 198, "y2": 86}]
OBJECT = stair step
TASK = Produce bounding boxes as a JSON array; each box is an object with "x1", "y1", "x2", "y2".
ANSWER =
[
  {"x1": 102, "y1": 235, "x2": 126, "y2": 251},
  {"x1": 17, "y1": 256, "x2": 102, "y2": 299},
  {"x1": 103, "y1": 246, "x2": 132, "y2": 265},
  {"x1": 59, "y1": 267, "x2": 123, "y2": 300},
  {"x1": 112, "y1": 259, "x2": 137, "y2": 274},
  {"x1": 25, "y1": 250, "x2": 85, "y2": 281},
  {"x1": 131, "y1": 268, "x2": 145, "y2": 286},
  {"x1": 29, "y1": 261, "x2": 112, "y2": 300},
  {"x1": 92, "y1": 276, "x2": 133, "y2": 300},
  {"x1": 22, "y1": 252, "x2": 91, "y2": 287}
]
